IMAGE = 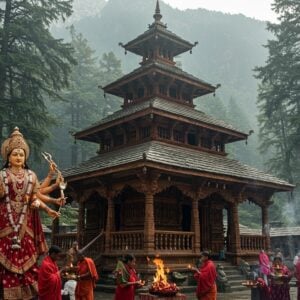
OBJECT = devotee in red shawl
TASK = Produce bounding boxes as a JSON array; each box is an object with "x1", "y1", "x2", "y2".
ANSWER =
[
  {"x1": 190, "y1": 251, "x2": 217, "y2": 300},
  {"x1": 294, "y1": 259, "x2": 300, "y2": 300},
  {"x1": 114, "y1": 254, "x2": 144, "y2": 300},
  {"x1": 259, "y1": 249, "x2": 271, "y2": 285},
  {"x1": 38, "y1": 245, "x2": 64, "y2": 300},
  {"x1": 269, "y1": 255, "x2": 291, "y2": 300},
  {"x1": 75, "y1": 251, "x2": 99, "y2": 300}
]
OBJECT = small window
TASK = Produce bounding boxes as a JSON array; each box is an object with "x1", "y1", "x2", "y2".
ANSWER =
[
  {"x1": 138, "y1": 88, "x2": 144, "y2": 98},
  {"x1": 169, "y1": 87, "x2": 177, "y2": 98},
  {"x1": 187, "y1": 133, "x2": 196, "y2": 146},
  {"x1": 173, "y1": 130, "x2": 184, "y2": 143},
  {"x1": 114, "y1": 134, "x2": 124, "y2": 146},
  {"x1": 159, "y1": 85, "x2": 167, "y2": 96},
  {"x1": 128, "y1": 130, "x2": 136, "y2": 142},
  {"x1": 103, "y1": 139, "x2": 111, "y2": 151},
  {"x1": 140, "y1": 127, "x2": 150, "y2": 139},
  {"x1": 158, "y1": 127, "x2": 171, "y2": 139},
  {"x1": 201, "y1": 137, "x2": 211, "y2": 149}
]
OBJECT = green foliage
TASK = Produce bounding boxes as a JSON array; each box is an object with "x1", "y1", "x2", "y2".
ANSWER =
[
  {"x1": 238, "y1": 202, "x2": 261, "y2": 229},
  {"x1": 255, "y1": 0, "x2": 300, "y2": 186},
  {"x1": 43, "y1": 27, "x2": 123, "y2": 169},
  {"x1": 0, "y1": 0, "x2": 76, "y2": 157},
  {"x1": 41, "y1": 204, "x2": 78, "y2": 226}
]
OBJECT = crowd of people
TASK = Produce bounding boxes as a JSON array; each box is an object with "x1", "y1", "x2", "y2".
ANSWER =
[
  {"x1": 2, "y1": 127, "x2": 300, "y2": 300},
  {"x1": 256, "y1": 248, "x2": 300, "y2": 300}
]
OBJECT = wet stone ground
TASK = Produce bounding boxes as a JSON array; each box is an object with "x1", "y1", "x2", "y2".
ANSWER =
[{"x1": 94, "y1": 286, "x2": 298, "y2": 300}]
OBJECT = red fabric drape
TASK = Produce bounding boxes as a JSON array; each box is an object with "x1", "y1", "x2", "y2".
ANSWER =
[
  {"x1": 38, "y1": 256, "x2": 62, "y2": 300},
  {"x1": 75, "y1": 257, "x2": 99, "y2": 300},
  {"x1": 194, "y1": 260, "x2": 217, "y2": 300},
  {"x1": 295, "y1": 261, "x2": 300, "y2": 300},
  {"x1": 114, "y1": 264, "x2": 138, "y2": 300}
]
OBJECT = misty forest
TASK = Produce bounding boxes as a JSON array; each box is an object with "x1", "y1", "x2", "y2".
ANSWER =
[{"x1": 0, "y1": 0, "x2": 299, "y2": 227}]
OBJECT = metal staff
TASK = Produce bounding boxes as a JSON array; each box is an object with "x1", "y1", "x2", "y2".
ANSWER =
[
  {"x1": 79, "y1": 230, "x2": 104, "y2": 254},
  {"x1": 41, "y1": 151, "x2": 67, "y2": 214}
]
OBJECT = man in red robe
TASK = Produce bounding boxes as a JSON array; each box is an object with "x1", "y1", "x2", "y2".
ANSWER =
[
  {"x1": 38, "y1": 245, "x2": 64, "y2": 300},
  {"x1": 75, "y1": 251, "x2": 99, "y2": 300},
  {"x1": 191, "y1": 251, "x2": 217, "y2": 300}
]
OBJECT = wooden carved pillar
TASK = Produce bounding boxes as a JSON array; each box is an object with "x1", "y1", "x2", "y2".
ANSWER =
[
  {"x1": 229, "y1": 200, "x2": 241, "y2": 263},
  {"x1": 191, "y1": 197, "x2": 201, "y2": 253},
  {"x1": 262, "y1": 205, "x2": 271, "y2": 250},
  {"x1": 105, "y1": 193, "x2": 115, "y2": 253},
  {"x1": 144, "y1": 190, "x2": 155, "y2": 252},
  {"x1": 138, "y1": 172, "x2": 160, "y2": 254},
  {"x1": 77, "y1": 195, "x2": 85, "y2": 248}
]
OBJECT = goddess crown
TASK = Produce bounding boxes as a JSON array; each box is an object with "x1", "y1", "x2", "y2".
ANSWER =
[{"x1": 1, "y1": 127, "x2": 30, "y2": 160}]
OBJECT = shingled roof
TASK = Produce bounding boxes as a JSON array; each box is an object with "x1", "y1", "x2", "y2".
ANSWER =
[
  {"x1": 225, "y1": 224, "x2": 300, "y2": 237},
  {"x1": 76, "y1": 97, "x2": 246, "y2": 140},
  {"x1": 63, "y1": 140, "x2": 292, "y2": 190},
  {"x1": 103, "y1": 61, "x2": 215, "y2": 96}
]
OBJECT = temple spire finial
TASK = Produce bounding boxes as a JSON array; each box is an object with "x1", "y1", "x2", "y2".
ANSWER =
[{"x1": 153, "y1": 0, "x2": 162, "y2": 23}]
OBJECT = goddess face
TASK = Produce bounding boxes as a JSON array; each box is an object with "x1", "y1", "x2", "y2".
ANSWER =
[{"x1": 8, "y1": 148, "x2": 26, "y2": 168}]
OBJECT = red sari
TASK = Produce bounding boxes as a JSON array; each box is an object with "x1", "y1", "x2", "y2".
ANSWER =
[
  {"x1": 194, "y1": 260, "x2": 217, "y2": 300},
  {"x1": 259, "y1": 251, "x2": 271, "y2": 275},
  {"x1": 295, "y1": 260, "x2": 300, "y2": 300},
  {"x1": 269, "y1": 264, "x2": 291, "y2": 300},
  {"x1": 75, "y1": 257, "x2": 99, "y2": 300},
  {"x1": 0, "y1": 169, "x2": 47, "y2": 299},
  {"x1": 114, "y1": 263, "x2": 139, "y2": 300},
  {"x1": 38, "y1": 255, "x2": 62, "y2": 300}
]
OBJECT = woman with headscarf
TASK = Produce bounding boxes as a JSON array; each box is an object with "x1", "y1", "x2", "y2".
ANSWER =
[
  {"x1": 269, "y1": 255, "x2": 291, "y2": 300},
  {"x1": 114, "y1": 254, "x2": 143, "y2": 300}
]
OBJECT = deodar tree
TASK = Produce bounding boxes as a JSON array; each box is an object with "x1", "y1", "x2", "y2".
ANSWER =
[
  {"x1": 255, "y1": 0, "x2": 300, "y2": 189},
  {"x1": 0, "y1": 0, "x2": 76, "y2": 156}
]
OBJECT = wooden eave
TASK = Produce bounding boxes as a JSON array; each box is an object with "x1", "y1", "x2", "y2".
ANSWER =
[
  {"x1": 122, "y1": 26, "x2": 194, "y2": 57},
  {"x1": 103, "y1": 63, "x2": 215, "y2": 98},
  {"x1": 65, "y1": 159, "x2": 293, "y2": 193},
  {"x1": 74, "y1": 105, "x2": 247, "y2": 143},
  {"x1": 65, "y1": 162, "x2": 293, "y2": 192}
]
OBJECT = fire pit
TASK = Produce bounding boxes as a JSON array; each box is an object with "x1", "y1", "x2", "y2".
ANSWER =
[{"x1": 148, "y1": 258, "x2": 179, "y2": 297}]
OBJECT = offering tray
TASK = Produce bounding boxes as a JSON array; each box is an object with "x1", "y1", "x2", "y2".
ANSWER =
[
  {"x1": 65, "y1": 266, "x2": 78, "y2": 273},
  {"x1": 241, "y1": 280, "x2": 258, "y2": 288},
  {"x1": 62, "y1": 266, "x2": 79, "y2": 280},
  {"x1": 62, "y1": 273, "x2": 77, "y2": 280}
]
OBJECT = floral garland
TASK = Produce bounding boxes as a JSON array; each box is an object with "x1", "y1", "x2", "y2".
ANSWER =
[{"x1": 2, "y1": 169, "x2": 33, "y2": 249}]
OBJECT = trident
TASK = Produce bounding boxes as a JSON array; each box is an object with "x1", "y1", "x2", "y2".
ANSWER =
[{"x1": 41, "y1": 152, "x2": 67, "y2": 214}]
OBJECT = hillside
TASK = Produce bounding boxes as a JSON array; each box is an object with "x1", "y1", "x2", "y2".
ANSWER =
[{"x1": 53, "y1": 0, "x2": 271, "y2": 118}]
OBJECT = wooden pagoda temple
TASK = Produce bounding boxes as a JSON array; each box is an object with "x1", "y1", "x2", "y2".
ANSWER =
[{"x1": 55, "y1": 0, "x2": 293, "y2": 273}]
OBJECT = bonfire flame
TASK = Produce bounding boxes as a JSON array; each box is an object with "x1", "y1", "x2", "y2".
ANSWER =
[{"x1": 149, "y1": 258, "x2": 178, "y2": 296}]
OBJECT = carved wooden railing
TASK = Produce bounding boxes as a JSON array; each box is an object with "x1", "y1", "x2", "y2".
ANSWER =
[
  {"x1": 53, "y1": 230, "x2": 196, "y2": 253},
  {"x1": 155, "y1": 230, "x2": 194, "y2": 252},
  {"x1": 240, "y1": 234, "x2": 267, "y2": 251},
  {"x1": 52, "y1": 233, "x2": 77, "y2": 250},
  {"x1": 110, "y1": 231, "x2": 144, "y2": 251},
  {"x1": 82, "y1": 231, "x2": 105, "y2": 257}
]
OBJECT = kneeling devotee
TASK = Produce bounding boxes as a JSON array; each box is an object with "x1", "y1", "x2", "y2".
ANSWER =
[{"x1": 38, "y1": 245, "x2": 65, "y2": 300}]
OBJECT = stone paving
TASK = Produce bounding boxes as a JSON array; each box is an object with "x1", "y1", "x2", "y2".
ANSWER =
[{"x1": 94, "y1": 286, "x2": 298, "y2": 299}]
